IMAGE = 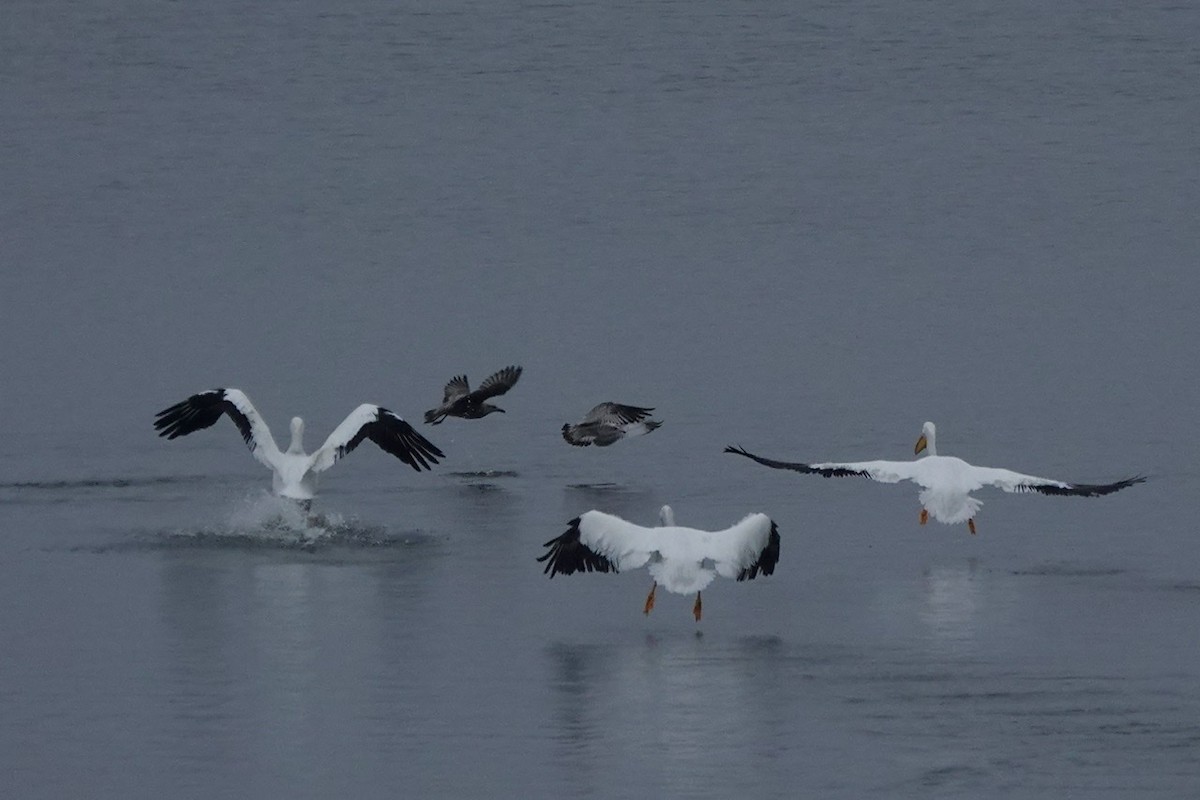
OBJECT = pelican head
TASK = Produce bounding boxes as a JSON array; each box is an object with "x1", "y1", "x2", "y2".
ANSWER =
[
  {"x1": 288, "y1": 416, "x2": 305, "y2": 454},
  {"x1": 915, "y1": 421, "x2": 936, "y2": 456},
  {"x1": 658, "y1": 505, "x2": 676, "y2": 526}
]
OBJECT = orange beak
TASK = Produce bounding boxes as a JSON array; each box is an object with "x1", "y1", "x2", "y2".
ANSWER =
[{"x1": 914, "y1": 434, "x2": 928, "y2": 455}]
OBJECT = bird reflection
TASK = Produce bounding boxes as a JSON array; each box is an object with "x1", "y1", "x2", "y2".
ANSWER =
[
  {"x1": 546, "y1": 642, "x2": 609, "y2": 752},
  {"x1": 920, "y1": 560, "x2": 982, "y2": 652},
  {"x1": 562, "y1": 483, "x2": 658, "y2": 522},
  {"x1": 544, "y1": 633, "x2": 794, "y2": 795}
]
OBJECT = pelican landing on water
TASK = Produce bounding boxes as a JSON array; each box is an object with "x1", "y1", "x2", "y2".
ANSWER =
[
  {"x1": 155, "y1": 388, "x2": 443, "y2": 507},
  {"x1": 726, "y1": 421, "x2": 1144, "y2": 535},
  {"x1": 537, "y1": 506, "x2": 780, "y2": 621}
]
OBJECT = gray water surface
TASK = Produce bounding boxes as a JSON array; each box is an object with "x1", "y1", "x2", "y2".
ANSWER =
[{"x1": 2, "y1": 1, "x2": 1198, "y2": 797}]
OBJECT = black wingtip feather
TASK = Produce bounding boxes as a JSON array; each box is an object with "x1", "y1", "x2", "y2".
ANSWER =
[
  {"x1": 562, "y1": 423, "x2": 591, "y2": 447},
  {"x1": 725, "y1": 444, "x2": 870, "y2": 479},
  {"x1": 1025, "y1": 474, "x2": 1147, "y2": 497},
  {"x1": 737, "y1": 521, "x2": 781, "y2": 582},
  {"x1": 345, "y1": 408, "x2": 445, "y2": 472},
  {"x1": 153, "y1": 390, "x2": 249, "y2": 444},
  {"x1": 537, "y1": 517, "x2": 616, "y2": 578}
]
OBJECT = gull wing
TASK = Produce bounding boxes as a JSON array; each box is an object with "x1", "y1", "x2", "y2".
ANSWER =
[
  {"x1": 471, "y1": 365, "x2": 522, "y2": 401},
  {"x1": 582, "y1": 403, "x2": 655, "y2": 426},
  {"x1": 310, "y1": 404, "x2": 444, "y2": 473},
  {"x1": 154, "y1": 388, "x2": 282, "y2": 470},
  {"x1": 441, "y1": 375, "x2": 471, "y2": 404}
]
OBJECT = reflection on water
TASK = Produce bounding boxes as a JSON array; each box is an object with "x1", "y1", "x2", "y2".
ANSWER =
[
  {"x1": 544, "y1": 633, "x2": 824, "y2": 796},
  {"x1": 544, "y1": 640, "x2": 609, "y2": 788},
  {"x1": 0, "y1": 475, "x2": 212, "y2": 491},
  {"x1": 248, "y1": 563, "x2": 320, "y2": 741},
  {"x1": 0, "y1": 473, "x2": 246, "y2": 505},
  {"x1": 919, "y1": 561, "x2": 982, "y2": 653},
  {"x1": 152, "y1": 521, "x2": 447, "y2": 796},
  {"x1": 562, "y1": 484, "x2": 659, "y2": 526},
  {"x1": 1011, "y1": 561, "x2": 1126, "y2": 578}
]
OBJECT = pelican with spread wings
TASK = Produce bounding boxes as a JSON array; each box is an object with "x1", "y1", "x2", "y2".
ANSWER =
[
  {"x1": 726, "y1": 421, "x2": 1144, "y2": 534},
  {"x1": 538, "y1": 505, "x2": 779, "y2": 621},
  {"x1": 155, "y1": 388, "x2": 442, "y2": 505}
]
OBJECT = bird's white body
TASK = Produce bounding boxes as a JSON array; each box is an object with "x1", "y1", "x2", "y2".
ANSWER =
[
  {"x1": 266, "y1": 418, "x2": 322, "y2": 500},
  {"x1": 823, "y1": 454, "x2": 996, "y2": 524},
  {"x1": 911, "y1": 457, "x2": 989, "y2": 524},
  {"x1": 256, "y1": 413, "x2": 380, "y2": 501}
]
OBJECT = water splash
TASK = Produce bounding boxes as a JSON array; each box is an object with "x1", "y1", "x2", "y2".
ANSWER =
[
  {"x1": 225, "y1": 492, "x2": 340, "y2": 546},
  {"x1": 140, "y1": 492, "x2": 427, "y2": 552}
]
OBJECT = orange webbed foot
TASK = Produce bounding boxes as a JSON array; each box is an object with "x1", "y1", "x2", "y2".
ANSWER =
[{"x1": 643, "y1": 582, "x2": 657, "y2": 615}]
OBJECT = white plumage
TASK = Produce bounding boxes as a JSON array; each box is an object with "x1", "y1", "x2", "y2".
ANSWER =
[
  {"x1": 538, "y1": 506, "x2": 780, "y2": 620},
  {"x1": 727, "y1": 421, "x2": 1144, "y2": 534},
  {"x1": 155, "y1": 388, "x2": 443, "y2": 502}
]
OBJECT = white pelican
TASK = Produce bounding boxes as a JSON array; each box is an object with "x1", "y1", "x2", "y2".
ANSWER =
[
  {"x1": 726, "y1": 421, "x2": 1144, "y2": 535},
  {"x1": 424, "y1": 365, "x2": 523, "y2": 424},
  {"x1": 155, "y1": 388, "x2": 443, "y2": 505},
  {"x1": 537, "y1": 506, "x2": 780, "y2": 621},
  {"x1": 561, "y1": 403, "x2": 663, "y2": 447}
]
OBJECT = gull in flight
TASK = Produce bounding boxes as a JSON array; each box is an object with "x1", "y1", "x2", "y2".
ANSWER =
[
  {"x1": 561, "y1": 403, "x2": 662, "y2": 447},
  {"x1": 424, "y1": 365, "x2": 523, "y2": 425}
]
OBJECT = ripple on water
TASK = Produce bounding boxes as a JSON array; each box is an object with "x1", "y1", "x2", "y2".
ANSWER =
[{"x1": 1010, "y1": 561, "x2": 1126, "y2": 578}]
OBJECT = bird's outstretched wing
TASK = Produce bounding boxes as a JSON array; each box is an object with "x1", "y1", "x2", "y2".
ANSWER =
[
  {"x1": 154, "y1": 388, "x2": 281, "y2": 470},
  {"x1": 472, "y1": 365, "x2": 522, "y2": 401},
  {"x1": 311, "y1": 405, "x2": 444, "y2": 473},
  {"x1": 538, "y1": 510, "x2": 659, "y2": 577},
  {"x1": 538, "y1": 517, "x2": 618, "y2": 577},
  {"x1": 969, "y1": 466, "x2": 1146, "y2": 497},
  {"x1": 560, "y1": 423, "x2": 591, "y2": 447},
  {"x1": 441, "y1": 375, "x2": 470, "y2": 404},
  {"x1": 424, "y1": 375, "x2": 471, "y2": 424},
  {"x1": 724, "y1": 445, "x2": 918, "y2": 483},
  {"x1": 583, "y1": 403, "x2": 655, "y2": 426},
  {"x1": 706, "y1": 514, "x2": 781, "y2": 581}
]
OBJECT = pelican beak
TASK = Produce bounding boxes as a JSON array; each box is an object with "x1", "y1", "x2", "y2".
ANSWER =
[{"x1": 914, "y1": 434, "x2": 928, "y2": 455}]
